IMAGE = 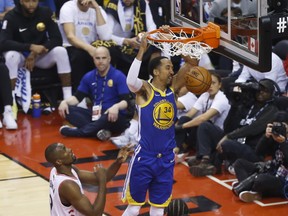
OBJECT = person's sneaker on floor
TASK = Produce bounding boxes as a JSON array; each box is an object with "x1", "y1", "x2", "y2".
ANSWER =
[
  {"x1": 0, "y1": 119, "x2": 2, "y2": 129},
  {"x1": 42, "y1": 103, "x2": 55, "y2": 115},
  {"x1": 175, "y1": 153, "x2": 188, "y2": 164},
  {"x1": 110, "y1": 133, "x2": 130, "y2": 148},
  {"x1": 59, "y1": 125, "x2": 77, "y2": 137},
  {"x1": 187, "y1": 156, "x2": 201, "y2": 167},
  {"x1": 189, "y1": 160, "x2": 216, "y2": 177},
  {"x1": 3, "y1": 110, "x2": 18, "y2": 129},
  {"x1": 239, "y1": 191, "x2": 262, "y2": 202},
  {"x1": 232, "y1": 181, "x2": 239, "y2": 196},
  {"x1": 97, "y1": 129, "x2": 111, "y2": 141},
  {"x1": 232, "y1": 181, "x2": 239, "y2": 188},
  {"x1": 228, "y1": 165, "x2": 236, "y2": 175}
]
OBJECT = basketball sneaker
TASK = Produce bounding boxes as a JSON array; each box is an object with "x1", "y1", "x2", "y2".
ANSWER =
[
  {"x1": 187, "y1": 156, "x2": 201, "y2": 167},
  {"x1": 175, "y1": 153, "x2": 188, "y2": 164},
  {"x1": 3, "y1": 110, "x2": 18, "y2": 130},
  {"x1": 59, "y1": 125, "x2": 78, "y2": 137},
  {"x1": 0, "y1": 120, "x2": 2, "y2": 129},
  {"x1": 239, "y1": 191, "x2": 262, "y2": 202},
  {"x1": 231, "y1": 181, "x2": 239, "y2": 196},
  {"x1": 97, "y1": 129, "x2": 111, "y2": 141},
  {"x1": 228, "y1": 165, "x2": 236, "y2": 175},
  {"x1": 189, "y1": 160, "x2": 217, "y2": 177}
]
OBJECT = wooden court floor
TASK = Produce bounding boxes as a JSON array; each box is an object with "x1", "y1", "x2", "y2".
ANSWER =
[{"x1": 0, "y1": 111, "x2": 287, "y2": 216}]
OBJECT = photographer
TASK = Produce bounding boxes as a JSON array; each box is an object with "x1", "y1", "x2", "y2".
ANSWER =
[
  {"x1": 188, "y1": 79, "x2": 278, "y2": 177},
  {"x1": 232, "y1": 111, "x2": 288, "y2": 202},
  {"x1": 215, "y1": 79, "x2": 279, "y2": 166}
]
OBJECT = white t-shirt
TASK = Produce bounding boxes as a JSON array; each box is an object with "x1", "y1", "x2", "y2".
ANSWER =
[
  {"x1": 107, "y1": 0, "x2": 156, "y2": 46},
  {"x1": 177, "y1": 92, "x2": 198, "y2": 118},
  {"x1": 49, "y1": 167, "x2": 85, "y2": 216},
  {"x1": 193, "y1": 91, "x2": 231, "y2": 129},
  {"x1": 235, "y1": 52, "x2": 288, "y2": 92},
  {"x1": 208, "y1": 0, "x2": 257, "y2": 22},
  {"x1": 59, "y1": 0, "x2": 111, "y2": 46}
]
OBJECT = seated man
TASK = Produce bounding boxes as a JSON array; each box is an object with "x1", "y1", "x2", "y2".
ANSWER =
[
  {"x1": 104, "y1": 0, "x2": 158, "y2": 79},
  {"x1": 59, "y1": 0, "x2": 112, "y2": 90},
  {"x1": 58, "y1": 46, "x2": 133, "y2": 140},
  {"x1": 0, "y1": 0, "x2": 72, "y2": 118}
]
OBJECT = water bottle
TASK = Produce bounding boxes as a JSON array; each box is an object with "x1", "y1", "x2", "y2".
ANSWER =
[{"x1": 32, "y1": 93, "x2": 41, "y2": 118}]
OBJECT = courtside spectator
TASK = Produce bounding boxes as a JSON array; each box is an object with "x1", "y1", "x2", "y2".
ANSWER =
[
  {"x1": 59, "y1": 0, "x2": 111, "y2": 91},
  {"x1": 0, "y1": 0, "x2": 73, "y2": 119}
]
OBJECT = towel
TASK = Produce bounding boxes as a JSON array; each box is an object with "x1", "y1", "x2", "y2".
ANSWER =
[{"x1": 15, "y1": 67, "x2": 32, "y2": 113}]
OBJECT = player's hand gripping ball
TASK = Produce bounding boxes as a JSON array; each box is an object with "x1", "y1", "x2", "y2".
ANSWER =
[{"x1": 184, "y1": 66, "x2": 212, "y2": 95}]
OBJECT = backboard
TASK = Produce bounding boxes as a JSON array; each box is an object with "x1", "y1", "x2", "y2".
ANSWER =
[{"x1": 170, "y1": 0, "x2": 288, "y2": 71}]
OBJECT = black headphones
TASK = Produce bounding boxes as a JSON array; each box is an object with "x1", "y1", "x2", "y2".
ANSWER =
[{"x1": 259, "y1": 78, "x2": 282, "y2": 97}]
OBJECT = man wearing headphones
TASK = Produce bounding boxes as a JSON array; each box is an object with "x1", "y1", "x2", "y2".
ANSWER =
[{"x1": 189, "y1": 79, "x2": 280, "y2": 176}]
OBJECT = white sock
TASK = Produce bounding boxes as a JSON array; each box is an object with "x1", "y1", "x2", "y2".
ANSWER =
[
  {"x1": 129, "y1": 119, "x2": 138, "y2": 135},
  {"x1": 77, "y1": 98, "x2": 88, "y2": 109},
  {"x1": 122, "y1": 205, "x2": 141, "y2": 216},
  {"x1": 4, "y1": 105, "x2": 12, "y2": 113},
  {"x1": 149, "y1": 206, "x2": 164, "y2": 216},
  {"x1": 62, "y1": 86, "x2": 72, "y2": 100}
]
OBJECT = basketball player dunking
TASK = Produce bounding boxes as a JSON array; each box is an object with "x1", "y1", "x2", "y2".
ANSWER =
[{"x1": 121, "y1": 33, "x2": 198, "y2": 215}]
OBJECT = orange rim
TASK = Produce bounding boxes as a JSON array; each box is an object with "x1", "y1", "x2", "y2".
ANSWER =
[
  {"x1": 146, "y1": 22, "x2": 220, "y2": 48},
  {"x1": 146, "y1": 27, "x2": 203, "y2": 43}
]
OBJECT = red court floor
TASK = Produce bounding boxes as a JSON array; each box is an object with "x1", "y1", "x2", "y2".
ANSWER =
[{"x1": 0, "y1": 111, "x2": 287, "y2": 215}]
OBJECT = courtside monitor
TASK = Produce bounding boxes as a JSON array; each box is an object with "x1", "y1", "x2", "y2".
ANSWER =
[{"x1": 171, "y1": 0, "x2": 288, "y2": 71}]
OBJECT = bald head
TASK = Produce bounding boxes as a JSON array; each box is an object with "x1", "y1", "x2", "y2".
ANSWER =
[
  {"x1": 93, "y1": 46, "x2": 111, "y2": 74},
  {"x1": 94, "y1": 46, "x2": 110, "y2": 57}
]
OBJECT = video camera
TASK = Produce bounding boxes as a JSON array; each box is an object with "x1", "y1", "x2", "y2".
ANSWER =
[
  {"x1": 229, "y1": 81, "x2": 260, "y2": 106},
  {"x1": 271, "y1": 122, "x2": 287, "y2": 137}
]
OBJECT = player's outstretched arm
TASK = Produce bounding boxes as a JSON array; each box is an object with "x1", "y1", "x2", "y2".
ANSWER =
[
  {"x1": 172, "y1": 56, "x2": 199, "y2": 96},
  {"x1": 126, "y1": 34, "x2": 149, "y2": 93},
  {"x1": 106, "y1": 144, "x2": 134, "y2": 181},
  {"x1": 74, "y1": 144, "x2": 133, "y2": 184},
  {"x1": 59, "y1": 168, "x2": 107, "y2": 216}
]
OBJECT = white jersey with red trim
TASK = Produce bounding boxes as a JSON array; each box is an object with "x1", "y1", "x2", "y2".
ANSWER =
[{"x1": 49, "y1": 167, "x2": 85, "y2": 216}]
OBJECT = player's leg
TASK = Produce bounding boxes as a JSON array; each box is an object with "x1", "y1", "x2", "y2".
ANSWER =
[
  {"x1": 0, "y1": 62, "x2": 17, "y2": 129},
  {"x1": 148, "y1": 153, "x2": 174, "y2": 212},
  {"x1": 122, "y1": 148, "x2": 154, "y2": 214},
  {"x1": 3, "y1": 51, "x2": 25, "y2": 89},
  {"x1": 35, "y1": 46, "x2": 72, "y2": 99},
  {"x1": 149, "y1": 206, "x2": 164, "y2": 216},
  {"x1": 122, "y1": 205, "x2": 141, "y2": 216},
  {"x1": 3, "y1": 51, "x2": 25, "y2": 119}
]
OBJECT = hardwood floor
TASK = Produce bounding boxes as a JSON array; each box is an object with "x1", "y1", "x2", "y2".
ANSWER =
[{"x1": 0, "y1": 111, "x2": 287, "y2": 216}]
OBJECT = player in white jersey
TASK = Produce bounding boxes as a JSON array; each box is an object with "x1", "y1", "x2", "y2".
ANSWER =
[{"x1": 45, "y1": 142, "x2": 133, "y2": 216}]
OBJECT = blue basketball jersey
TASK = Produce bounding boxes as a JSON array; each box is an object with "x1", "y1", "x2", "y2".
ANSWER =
[{"x1": 138, "y1": 82, "x2": 177, "y2": 153}]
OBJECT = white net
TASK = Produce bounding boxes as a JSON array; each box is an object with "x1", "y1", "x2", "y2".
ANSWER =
[{"x1": 147, "y1": 29, "x2": 213, "y2": 59}]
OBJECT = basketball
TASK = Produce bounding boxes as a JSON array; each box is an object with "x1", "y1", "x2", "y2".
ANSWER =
[
  {"x1": 184, "y1": 66, "x2": 212, "y2": 95},
  {"x1": 165, "y1": 199, "x2": 189, "y2": 216}
]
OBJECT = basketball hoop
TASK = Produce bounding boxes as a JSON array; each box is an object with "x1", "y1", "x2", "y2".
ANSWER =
[{"x1": 146, "y1": 22, "x2": 220, "y2": 59}]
